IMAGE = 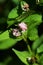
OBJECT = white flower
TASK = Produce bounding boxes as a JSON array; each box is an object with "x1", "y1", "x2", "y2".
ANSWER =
[
  {"x1": 27, "y1": 57, "x2": 31, "y2": 61},
  {"x1": 13, "y1": 29, "x2": 21, "y2": 37},
  {"x1": 18, "y1": 22, "x2": 27, "y2": 32},
  {"x1": 27, "y1": 57, "x2": 32, "y2": 62}
]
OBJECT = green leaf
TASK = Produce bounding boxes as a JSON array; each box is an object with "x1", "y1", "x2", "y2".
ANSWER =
[
  {"x1": 0, "y1": 31, "x2": 9, "y2": 41},
  {"x1": 12, "y1": 49, "x2": 31, "y2": 65},
  {"x1": 28, "y1": 14, "x2": 42, "y2": 25},
  {"x1": 37, "y1": 44, "x2": 43, "y2": 53},
  {"x1": 32, "y1": 35, "x2": 43, "y2": 50},
  {"x1": 21, "y1": 1, "x2": 28, "y2": 7},
  {"x1": 39, "y1": 54, "x2": 43, "y2": 65},
  {"x1": 23, "y1": 14, "x2": 42, "y2": 26},
  {"x1": 33, "y1": 63, "x2": 39, "y2": 65},
  {"x1": 0, "y1": 31, "x2": 22, "y2": 49},
  {"x1": 39, "y1": 0, "x2": 43, "y2": 6},
  {"x1": 7, "y1": 7, "x2": 18, "y2": 27},
  {"x1": 8, "y1": 7, "x2": 18, "y2": 18},
  {"x1": 33, "y1": 63, "x2": 38, "y2": 65},
  {"x1": 28, "y1": 28, "x2": 38, "y2": 41},
  {"x1": 0, "y1": 63, "x2": 5, "y2": 65}
]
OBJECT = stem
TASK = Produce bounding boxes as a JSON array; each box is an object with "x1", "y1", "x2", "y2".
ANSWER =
[
  {"x1": 35, "y1": 54, "x2": 40, "y2": 63},
  {"x1": 25, "y1": 39, "x2": 32, "y2": 54},
  {"x1": 22, "y1": 33, "x2": 32, "y2": 54}
]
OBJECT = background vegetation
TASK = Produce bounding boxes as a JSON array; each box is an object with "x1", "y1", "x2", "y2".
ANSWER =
[{"x1": 0, "y1": 0, "x2": 43, "y2": 65}]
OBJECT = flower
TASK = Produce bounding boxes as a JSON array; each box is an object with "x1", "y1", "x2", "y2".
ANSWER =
[
  {"x1": 28, "y1": 57, "x2": 31, "y2": 61},
  {"x1": 26, "y1": 57, "x2": 32, "y2": 63},
  {"x1": 12, "y1": 29, "x2": 21, "y2": 37},
  {"x1": 18, "y1": 22, "x2": 27, "y2": 32},
  {"x1": 12, "y1": 22, "x2": 27, "y2": 37},
  {"x1": 21, "y1": 3, "x2": 29, "y2": 11}
]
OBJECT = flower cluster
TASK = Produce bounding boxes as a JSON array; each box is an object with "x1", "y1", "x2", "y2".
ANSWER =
[{"x1": 12, "y1": 22, "x2": 27, "y2": 37}]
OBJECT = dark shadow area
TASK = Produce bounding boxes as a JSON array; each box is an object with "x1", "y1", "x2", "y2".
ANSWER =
[
  {"x1": 27, "y1": 38, "x2": 33, "y2": 47},
  {"x1": 12, "y1": 40, "x2": 27, "y2": 51},
  {"x1": 38, "y1": 22, "x2": 43, "y2": 36},
  {"x1": 0, "y1": 23, "x2": 8, "y2": 31},
  {"x1": 0, "y1": 49, "x2": 25, "y2": 65},
  {"x1": 8, "y1": 49, "x2": 25, "y2": 65},
  {"x1": 35, "y1": 5, "x2": 43, "y2": 14}
]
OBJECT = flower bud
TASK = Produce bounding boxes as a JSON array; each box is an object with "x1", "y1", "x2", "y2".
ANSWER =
[
  {"x1": 21, "y1": 1, "x2": 29, "y2": 11},
  {"x1": 13, "y1": 29, "x2": 21, "y2": 37},
  {"x1": 18, "y1": 22, "x2": 27, "y2": 32}
]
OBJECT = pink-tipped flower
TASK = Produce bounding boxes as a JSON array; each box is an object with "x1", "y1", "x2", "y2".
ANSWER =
[
  {"x1": 13, "y1": 29, "x2": 21, "y2": 37},
  {"x1": 18, "y1": 22, "x2": 27, "y2": 32}
]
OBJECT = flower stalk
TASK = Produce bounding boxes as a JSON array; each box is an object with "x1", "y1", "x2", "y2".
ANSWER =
[{"x1": 22, "y1": 32, "x2": 32, "y2": 54}]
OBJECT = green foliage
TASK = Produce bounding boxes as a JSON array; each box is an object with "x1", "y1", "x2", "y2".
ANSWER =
[
  {"x1": 37, "y1": 44, "x2": 43, "y2": 53},
  {"x1": 0, "y1": 0, "x2": 43, "y2": 65},
  {"x1": 27, "y1": 14, "x2": 42, "y2": 26},
  {"x1": 32, "y1": 35, "x2": 43, "y2": 50},
  {"x1": 0, "y1": 30, "x2": 22, "y2": 49},
  {"x1": 28, "y1": 28, "x2": 38, "y2": 41},
  {"x1": 39, "y1": 54, "x2": 43, "y2": 65},
  {"x1": 7, "y1": 7, "x2": 18, "y2": 27},
  {"x1": 8, "y1": 8, "x2": 18, "y2": 18},
  {"x1": 12, "y1": 48, "x2": 31, "y2": 65},
  {"x1": 33, "y1": 63, "x2": 39, "y2": 65}
]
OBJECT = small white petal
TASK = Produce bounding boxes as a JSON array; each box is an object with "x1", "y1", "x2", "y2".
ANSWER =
[{"x1": 27, "y1": 57, "x2": 31, "y2": 61}]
